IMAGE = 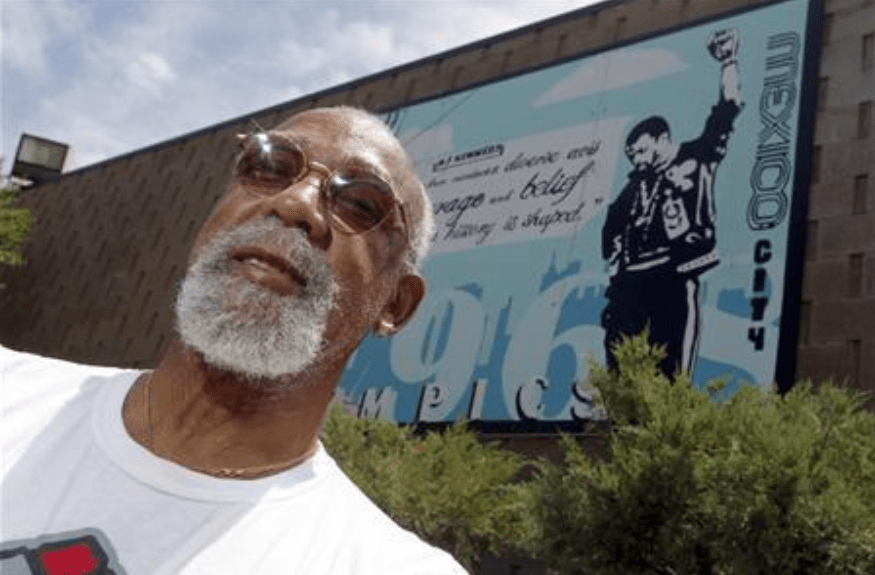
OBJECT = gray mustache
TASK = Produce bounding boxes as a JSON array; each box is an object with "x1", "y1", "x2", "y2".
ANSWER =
[{"x1": 202, "y1": 217, "x2": 335, "y2": 298}]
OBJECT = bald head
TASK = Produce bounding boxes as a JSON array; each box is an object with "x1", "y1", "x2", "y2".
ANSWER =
[{"x1": 276, "y1": 107, "x2": 434, "y2": 272}]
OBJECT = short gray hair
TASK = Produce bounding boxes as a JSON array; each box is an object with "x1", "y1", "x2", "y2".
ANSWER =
[
  {"x1": 401, "y1": 176, "x2": 435, "y2": 274},
  {"x1": 312, "y1": 106, "x2": 434, "y2": 274}
]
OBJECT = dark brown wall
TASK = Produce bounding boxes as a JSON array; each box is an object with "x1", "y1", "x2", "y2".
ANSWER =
[
  {"x1": 2, "y1": 0, "x2": 873, "y2": 404},
  {"x1": 798, "y1": 0, "x2": 875, "y2": 404}
]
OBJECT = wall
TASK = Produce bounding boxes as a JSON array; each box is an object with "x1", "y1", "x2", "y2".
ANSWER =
[
  {"x1": 798, "y1": 0, "x2": 874, "y2": 403},
  {"x1": 2, "y1": 0, "x2": 873, "y2": 405}
]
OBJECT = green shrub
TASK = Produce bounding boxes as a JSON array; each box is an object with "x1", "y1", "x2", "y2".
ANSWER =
[
  {"x1": 0, "y1": 185, "x2": 32, "y2": 267},
  {"x1": 321, "y1": 406, "x2": 538, "y2": 571},
  {"x1": 320, "y1": 335, "x2": 875, "y2": 574},
  {"x1": 534, "y1": 334, "x2": 875, "y2": 575}
]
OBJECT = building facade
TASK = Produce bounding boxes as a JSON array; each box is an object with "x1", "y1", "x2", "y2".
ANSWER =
[{"x1": 1, "y1": 0, "x2": 873, "y2": 406}]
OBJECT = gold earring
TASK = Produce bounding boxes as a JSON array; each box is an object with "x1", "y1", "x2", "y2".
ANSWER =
[{"x1": 375, "y1": 320, "x2": 395, "y2": 337}]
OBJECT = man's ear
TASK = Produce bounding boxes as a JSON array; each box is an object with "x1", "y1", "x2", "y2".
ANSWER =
[{"x1": 373, "y1": 274, "x2": 426, "y2": 336}]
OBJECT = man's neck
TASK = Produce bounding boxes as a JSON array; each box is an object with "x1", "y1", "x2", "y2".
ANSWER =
[{"x1": 122, "y1": 338, "x2": 340, "y2": 479}]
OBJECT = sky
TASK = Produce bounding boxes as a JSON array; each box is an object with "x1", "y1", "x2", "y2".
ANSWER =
[{"x1": 1, "y1": 0, "x2": 600, "y2": 173}]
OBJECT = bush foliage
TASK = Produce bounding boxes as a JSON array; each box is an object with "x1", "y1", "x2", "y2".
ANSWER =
[
  {"x1": 0, "y1": 185, "x2": 33, "y2": 267},
  {"x1": 321, "y1": 409, "x2": 538, "y2": 571},
  {"x1": 323, "y1": 335, "x2": 875, "y2": 574},
  {"x1": 535, "y1": 334, "x2": 875, "y2": 575}
]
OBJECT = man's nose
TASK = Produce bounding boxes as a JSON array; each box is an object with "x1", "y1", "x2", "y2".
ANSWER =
[{"x1": 262, "y1": 174, "x2": 331, "y2": 247}]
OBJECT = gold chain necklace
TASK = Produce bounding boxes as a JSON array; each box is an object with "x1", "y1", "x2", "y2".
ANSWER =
[{"x1": 141, "y1": 371, "x2": 313, "y2": 479}]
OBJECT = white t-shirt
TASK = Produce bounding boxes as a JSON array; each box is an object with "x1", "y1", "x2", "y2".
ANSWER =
[{"x1": 0, "y1": 346, "x2": 466, "y2": 575}]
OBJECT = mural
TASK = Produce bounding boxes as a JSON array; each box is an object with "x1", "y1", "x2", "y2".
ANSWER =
[{"x1": 338, "y1": 0, "x2": 817, "y2": 427}]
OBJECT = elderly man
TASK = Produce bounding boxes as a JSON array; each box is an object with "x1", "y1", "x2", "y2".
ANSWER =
[{"x1": 0, "y1": 107, "x2": 466, "y2": 575}]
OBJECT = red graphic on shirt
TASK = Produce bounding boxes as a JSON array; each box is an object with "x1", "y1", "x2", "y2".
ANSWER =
[
  {"x1": 39, "y1": 542, "x2": 101, "y2": 575},
  {"x1": 0, "y1": 531, "x2": 127, "y2": 575}
]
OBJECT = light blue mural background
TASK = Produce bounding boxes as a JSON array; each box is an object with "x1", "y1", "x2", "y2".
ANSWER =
[{"x1": 338, "y1": 0, "x2": 812, "y2": 424}]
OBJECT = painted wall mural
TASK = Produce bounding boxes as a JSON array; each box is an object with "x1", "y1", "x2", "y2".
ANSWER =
[{"x1": 339, "y1": 0, "x2": 819, "y2": 428}]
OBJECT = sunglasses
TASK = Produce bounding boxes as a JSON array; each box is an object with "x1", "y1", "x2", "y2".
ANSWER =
[{"x1": 232, "y1": 132, "x2": 409, "y2": 240}]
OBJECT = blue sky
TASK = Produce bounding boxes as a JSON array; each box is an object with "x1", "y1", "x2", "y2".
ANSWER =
[{"x1": 1, "y1": 0, "x2": 597, "y2": 172}]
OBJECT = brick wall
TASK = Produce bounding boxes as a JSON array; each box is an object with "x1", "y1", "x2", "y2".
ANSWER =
[
  {"x1": 2, "y1": 0, "x2": 873, "y2": 407},
  {"x1": 798, "y1": 0, "x2": 874, "y2": 404}
]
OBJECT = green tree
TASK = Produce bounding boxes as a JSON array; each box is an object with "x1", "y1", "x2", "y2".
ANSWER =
[
  {"x1": 0, "y1": 183, "x2": 33, "y2": 266},
  {"x1": 534, "y1": 334, "x2": 875, "y2": 575}
]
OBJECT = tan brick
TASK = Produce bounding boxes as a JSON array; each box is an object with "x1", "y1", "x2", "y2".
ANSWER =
[
  {"x1": 807, "y1": 181, "x2": 854, "y2": 218},
  {"x1": 866, "y1": 254, "x2": 875, "y2": 297},
  {"x1": 556, "y1": 13, "x2": 613, "y2": 56},
  {"x1": 810, "y1": 298, "x2": 875, "y2": 341},
  {"x1": 795, "y1": 342, "x2": 848, "y2": 384},
  {"x1": 620, "y1": 0, "x2": 681, "y2": 32},
  {"x1": 818, "y1": 214, "x2": 875, "y2": 255},
  {"x1": 501, "y1": 37, "x2": 560, "y2": 76},
  {"x1": 859, "y1": 339, "x2": 875, "y2": 404},
  {"x1": 802, "y1": 258, "x2": 849, "y2": 300},
  {"x1": 818, "y1": 138, "x2": 875, "y2": 187}
]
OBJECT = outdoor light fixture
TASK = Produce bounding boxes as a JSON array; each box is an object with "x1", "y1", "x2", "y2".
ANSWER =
[{"x1": 11, "y1": 134, "x2": 70, "y2": 186}]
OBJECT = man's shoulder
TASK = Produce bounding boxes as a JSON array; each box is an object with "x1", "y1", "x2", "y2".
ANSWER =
[
  {"x1": 314, "y1": 451, "x2": 468, "y2": 574},
  {"x1": 1, "y1": 345, "x2": 135, "y2": 416},
  {"x1": 1, "y1": 345, "x2": 131, "y2": 385}
]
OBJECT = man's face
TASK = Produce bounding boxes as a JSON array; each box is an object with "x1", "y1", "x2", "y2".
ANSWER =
[
  {"x1": 625, "y1": 134, "x2": 660, "y2": 173},
  {"x1": 177, "y1": 109, "x2": 421, "y2": 381}
]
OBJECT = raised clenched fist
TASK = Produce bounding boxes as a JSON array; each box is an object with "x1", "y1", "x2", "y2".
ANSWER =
[{"x1": 707, "y1": 28, "x2": 739, "y2": 63}]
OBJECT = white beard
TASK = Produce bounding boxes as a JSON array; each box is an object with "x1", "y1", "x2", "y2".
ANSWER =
[{"x1": 175, "y1": 219, "x2": 338, "y2": 381}]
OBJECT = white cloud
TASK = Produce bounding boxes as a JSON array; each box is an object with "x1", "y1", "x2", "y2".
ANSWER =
[
  {"x1": 533, "y1": 48, "x2": 689, "y2": 107},
  {"x1": 126, "y1": 52, "x2": 176, "y2": 96},
  {"x1": 1, "y1": 1, "x2": 89, "y2": 77},
  {"x1": 2, "y1": 0, "x2": 599, "y2": 171}
]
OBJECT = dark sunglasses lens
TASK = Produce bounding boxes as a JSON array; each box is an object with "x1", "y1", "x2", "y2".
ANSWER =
[
  {"x1": 326, "y1": 173, "x2": 396, "y2": 233},
  {"x1": 235, "y1": 135, "x2": 305, "y2": 191}
]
